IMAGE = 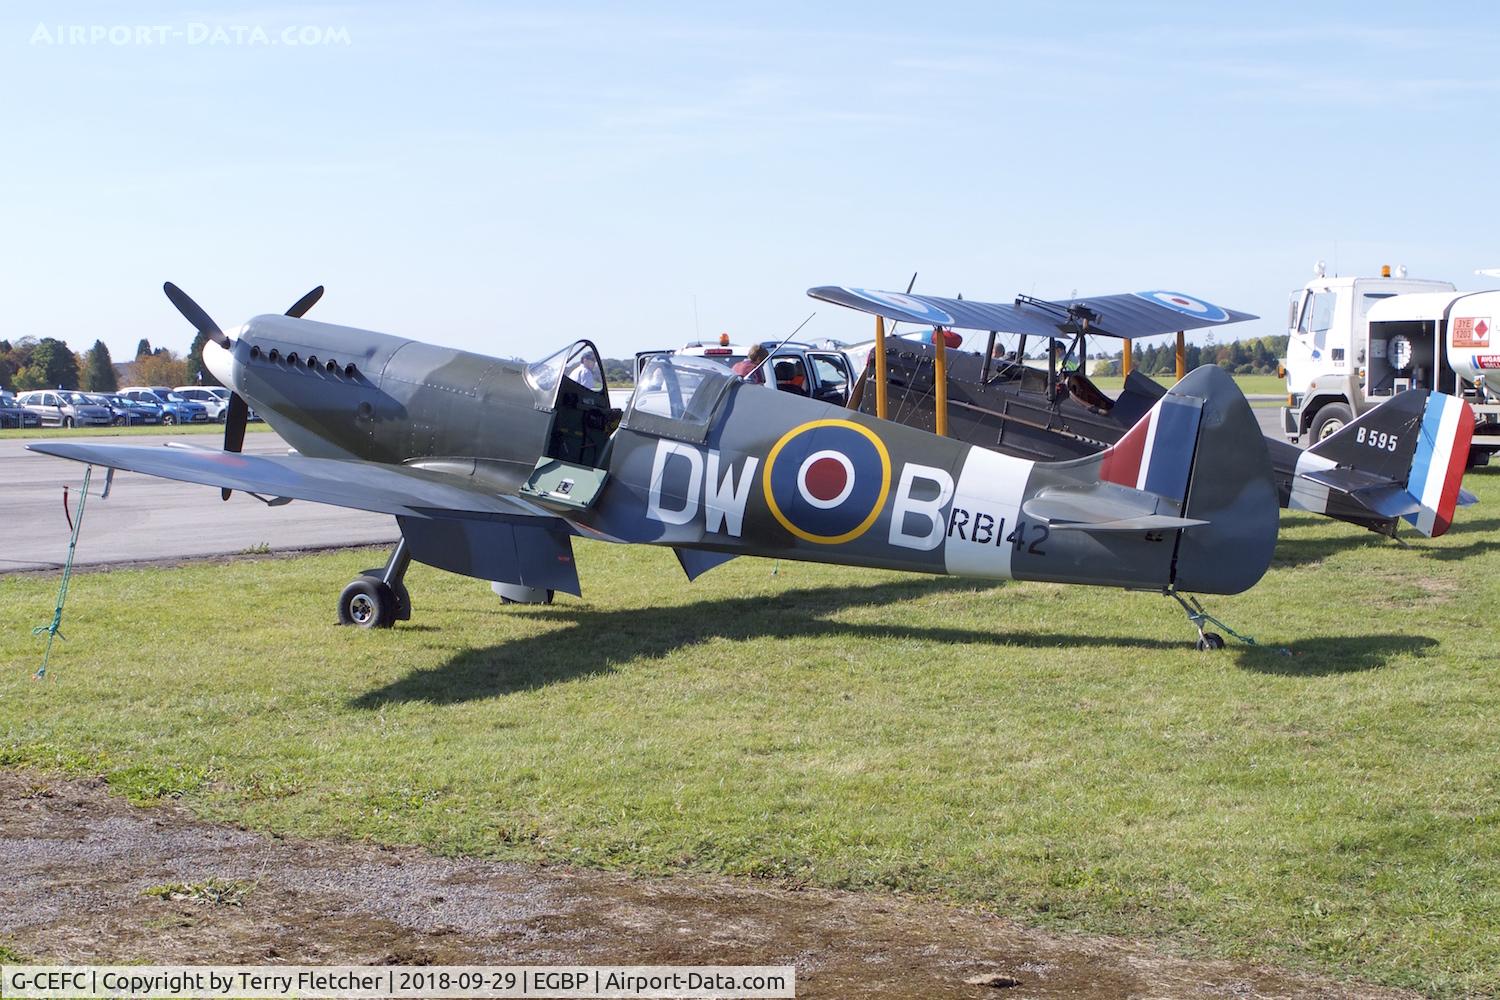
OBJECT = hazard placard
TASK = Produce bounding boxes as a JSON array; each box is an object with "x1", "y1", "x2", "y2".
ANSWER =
[{"x1": 1454, "y1": 316, "x2": 1491, "y2": 348}]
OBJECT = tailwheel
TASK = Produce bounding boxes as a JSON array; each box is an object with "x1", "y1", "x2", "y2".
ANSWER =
[
  {"x1": 338, "y1": 578, "x2": 397, "y2": 629},
  {"x1": 1168, "y1": 590, "x2": 1232, "y2": 652}
]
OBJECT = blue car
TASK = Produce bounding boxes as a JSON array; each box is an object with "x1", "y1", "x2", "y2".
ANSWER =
[{"x1": 119, "y1": 386, "x2": 210, "y2": 425}]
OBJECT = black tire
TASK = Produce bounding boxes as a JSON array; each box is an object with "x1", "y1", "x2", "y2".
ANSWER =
[
  {"x1": 1466, "y1": 447, "x2": 1495, "y2": 470},
  {"x1": 338, "y1": 578, "x2": 397, "y2": 628},
  {"x1": 1309, "y1": 403, "x2": 1353, "y2": 443},
  {"x1": 1196, "y1": 632, "x2": 1226, "y2": 651},
  {"x1": 62, "y1": 417, "x2": 74, "y2": 429},
  {"x1": 162, "y1": 412, "x2": 176, "y2": 426},
  {"x1": 358, "y1": 569, "x2": 411, "y2": 621}
]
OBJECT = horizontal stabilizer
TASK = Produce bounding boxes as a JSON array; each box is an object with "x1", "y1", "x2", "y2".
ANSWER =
[
  {"x1": 1297, "y1": 467, "x2": 1423, "y2": 518},
  {"x1": 1022, "y1": 484, "x2": 1208, "y2": 532}
]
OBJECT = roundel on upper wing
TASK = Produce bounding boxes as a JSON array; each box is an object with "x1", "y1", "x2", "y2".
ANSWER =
[
  {"x1": 763, "y1": 419, "x2": 892, "y2": 544},
  {"x1": 844, "y1": 287, "x2": 955, "y2": 326},
  {"x1": 1132, "y1": 290, "x2": 1231, "y2": 323}
]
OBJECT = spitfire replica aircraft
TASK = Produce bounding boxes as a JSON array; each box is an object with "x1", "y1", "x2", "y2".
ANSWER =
[
  {"x1": 30, "y1": 284, "x2": 1284, "y2": 649},
  {"x1": 811, "y1": 286, "x2": 1476, "y2": 539}
]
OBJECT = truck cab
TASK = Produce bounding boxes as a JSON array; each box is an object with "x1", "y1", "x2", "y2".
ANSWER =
[{"x1": 1282, "y1": 269, "x2": 1454, "y2": 442}]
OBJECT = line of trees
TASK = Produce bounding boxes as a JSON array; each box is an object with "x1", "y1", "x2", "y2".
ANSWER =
[
  {"x1": 1091, "y1": 334, "x2": 1290, "y2": 378},
  {"x1": 0, "y1": 336, "x2": 208, "y2": 392}
]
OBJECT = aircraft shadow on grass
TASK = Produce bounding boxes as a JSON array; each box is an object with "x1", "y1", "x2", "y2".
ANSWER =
[
  {"x1": 1271, "y1": 514, "x2": 1500, "y2": 569},
  {"x1": 350, "y1": 579, "x2": 1429, "y2": 707},
  {"x1": 1233, "y1": 634, "x2": 1438, "y2": 677}
]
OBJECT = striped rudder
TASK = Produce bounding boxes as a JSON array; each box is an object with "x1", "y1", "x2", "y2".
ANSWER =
[{"x1": 1404, "y1": 392, "x2": 1475, "y2": 537}]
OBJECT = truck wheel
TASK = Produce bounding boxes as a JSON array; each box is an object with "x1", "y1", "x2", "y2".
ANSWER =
[{"x1": 1310, "y1": 403, "x2": 1353, "y2": 443}]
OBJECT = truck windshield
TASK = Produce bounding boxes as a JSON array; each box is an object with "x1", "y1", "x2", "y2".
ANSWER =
[{"x1": 1301, "y1": 292, "x2": 1336, "y2": 336}]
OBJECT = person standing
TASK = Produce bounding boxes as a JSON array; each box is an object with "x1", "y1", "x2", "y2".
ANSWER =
[{"x1": 732, "y1": 344, "x2": 769, "y2": 384}]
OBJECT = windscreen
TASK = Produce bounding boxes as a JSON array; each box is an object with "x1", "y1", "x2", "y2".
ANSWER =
[{"x1": 624, "y1": 355, "x2": 737, "y2": 441}]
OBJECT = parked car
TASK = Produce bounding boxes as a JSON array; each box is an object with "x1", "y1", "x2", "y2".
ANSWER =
[
  {"x1": 109, "y1": 394, "x2": 164, "y2": 425},
  {"x1": 73, "y1": 391, "x2": 130, "y2": 426},
  {"x1": 0, "y1": 390, "x2": 42, "y2": 428},
  {"x1": 84, "y1": 392, "x2": 161, "y2": 425},
  {"x1": 173, "y1": 385, "x2": 229, "y2": 421},
  {"x1": 636, "y1": 338, "x2": 856, "y2": 406},
  {"x1": 16, "y1": 389, "x2": 115, "y2": 428},
  {"x1": 118, "y1": 386, "x2": 210, "y2": 425}
]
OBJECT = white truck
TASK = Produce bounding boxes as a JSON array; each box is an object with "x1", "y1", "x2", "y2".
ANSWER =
[{"x1": 1281, "y1": 264, "x2": 1500, "y2": 466}]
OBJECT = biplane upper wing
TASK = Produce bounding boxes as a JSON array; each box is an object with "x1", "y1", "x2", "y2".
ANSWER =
[{"x1": 807, "y1": 286, "x2": 1256, "y2": 338}]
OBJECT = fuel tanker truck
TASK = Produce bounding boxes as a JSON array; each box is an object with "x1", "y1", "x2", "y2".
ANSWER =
[{"x1": 1282, "y1": 264, "x2": 1500, "y2": 466}]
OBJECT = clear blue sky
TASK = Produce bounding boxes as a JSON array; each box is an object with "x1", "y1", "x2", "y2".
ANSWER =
[{"x1": 3, "y1": 1, "x2": 1498, "y2": 362}]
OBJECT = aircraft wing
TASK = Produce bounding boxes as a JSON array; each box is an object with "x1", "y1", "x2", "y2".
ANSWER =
[
  {"x1": 807, "y1": 286, "x2": 1256, "y2": 338},
  {"x1": 26, "y1": 441, "x2": 560, "y2": 524}
]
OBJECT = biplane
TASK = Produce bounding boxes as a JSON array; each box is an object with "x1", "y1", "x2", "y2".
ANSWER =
[{"x1": 811, "y1": 286, "x2": 1475, "y2": 538}]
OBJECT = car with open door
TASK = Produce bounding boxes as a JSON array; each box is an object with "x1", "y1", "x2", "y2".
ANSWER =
[{"x1": 636, "y1": 338, "x2": 855, "y2": 405}]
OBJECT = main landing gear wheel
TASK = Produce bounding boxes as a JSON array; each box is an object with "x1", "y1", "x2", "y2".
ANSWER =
[
  {"x1": 358, "y1": 568, "x2": 411, "y2": 621},
  {"x1": 339, "y1": 537, "x2": 413, "y2": 628},
  {"x1": 338, "y1": 578, "x2": 397, "y2": 628}
]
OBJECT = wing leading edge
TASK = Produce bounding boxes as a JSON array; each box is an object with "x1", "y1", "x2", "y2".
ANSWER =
[{"x1": 25, "y1": 441, "x2": 559, "y2": 524}]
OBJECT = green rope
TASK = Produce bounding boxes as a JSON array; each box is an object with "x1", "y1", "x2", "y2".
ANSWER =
[{"x1": 33, "y1": 465, "x2": 92, "y2": 679}]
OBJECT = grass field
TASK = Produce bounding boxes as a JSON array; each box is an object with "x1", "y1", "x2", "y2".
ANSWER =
[
  {"x1": 1090, "y1": 373, "x2": 1286, "y2": 397},
  {"x1": 3, "y1": 472, "x2": 1499, "y2": 996}
]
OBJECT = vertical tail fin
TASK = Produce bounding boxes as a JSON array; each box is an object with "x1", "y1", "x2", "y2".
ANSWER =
[
  {"x1": 1098, "y1": 390, "x2": 1204, "y2": 508},
  {"x1": 1030, "y1": 365, "x2": 1278, "y2": 595},
  {"x1": 1299, "y1": 390, "x2": 1475, "y2": 537},
  {"x1": 1404, "y1": 392, "x2": 1475, "y2": 537}
]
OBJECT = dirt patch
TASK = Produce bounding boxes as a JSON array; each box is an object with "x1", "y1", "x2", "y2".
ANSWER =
[{"x1": 1, "y1": 771, "x2": 1416, "y2": 999}]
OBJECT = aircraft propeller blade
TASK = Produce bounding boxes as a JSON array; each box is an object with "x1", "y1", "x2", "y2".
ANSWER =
[
  {"x1": 219, "y1": 391, "x2": 250, "y2": 500},
  {"x1": 163, "y1": 282, "x2": 228, "y2": 348},
  {"x1": 285, "y1": 285, "x2": 324, "y2": 319}
]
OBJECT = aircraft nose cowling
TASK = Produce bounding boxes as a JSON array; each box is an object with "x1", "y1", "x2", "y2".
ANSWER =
[{"x1": 202, "y1": 337, "x2": 236, "y2": 388}]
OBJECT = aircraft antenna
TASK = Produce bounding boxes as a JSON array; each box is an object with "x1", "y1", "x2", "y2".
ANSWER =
[{"x1": 748, "y1": 312, "x2": 817, "y2": 381}]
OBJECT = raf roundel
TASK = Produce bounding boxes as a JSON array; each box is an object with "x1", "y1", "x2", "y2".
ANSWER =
[
  {"x1": 1132, "y1": 290, "x2": 1231, "y2": 323},
  {"x1": 843, "y1": 287, "x2": 955, "y2": 327},
  {"x1": 763, "y1": 419, "x2": 892, "y2": 544}
]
